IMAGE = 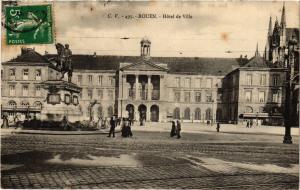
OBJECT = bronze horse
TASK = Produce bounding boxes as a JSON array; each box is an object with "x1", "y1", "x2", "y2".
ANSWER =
[{"x1": 53, "y1": 43, "x2": 73, "y2": 83}]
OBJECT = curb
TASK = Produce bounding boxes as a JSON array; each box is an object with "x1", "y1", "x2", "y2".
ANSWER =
[{"x1": 3, "y1": 129, "x2": 121, "y2": 135}]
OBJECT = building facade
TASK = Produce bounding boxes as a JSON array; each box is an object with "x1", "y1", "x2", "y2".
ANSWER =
[
  {"x1": 1, "y1": 48, "x2": 61, "y2": 122},
  {"x1": 222, "y1": 49, "x2": 286, "y2": 125},
  {"x1": 1, "y1": 5, "x2": 298, "y2": 125}
]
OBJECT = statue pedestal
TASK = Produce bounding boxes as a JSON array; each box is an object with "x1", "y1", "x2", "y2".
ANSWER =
[{"x1": 40, "y1": 80, "x2": 82, "y2": 122}]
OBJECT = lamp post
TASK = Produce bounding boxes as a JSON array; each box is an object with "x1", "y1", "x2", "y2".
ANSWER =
[
  {"x1": 211, "y1": 99, "x2": 214, "y2": 125},
  {"x1": 283, "y1": 35, "x2": 298, "y2": 144}
]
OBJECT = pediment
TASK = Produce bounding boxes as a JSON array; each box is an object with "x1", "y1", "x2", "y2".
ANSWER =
[{"x1": 121, "y1": 60, "x2": 167, "y2": 71}]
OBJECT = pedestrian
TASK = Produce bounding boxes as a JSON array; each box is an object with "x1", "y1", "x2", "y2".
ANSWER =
[
  {"x1": 170, "y1": 121, "x2": 176, "y2": 137},
  {"x1": 97, "y1": 116, "x2": 102, "y2": 129},
  {"x1": 14, "y1": 114, "x2": 20, "y2": 129},
  {"x1": 108, "y1": 116, "x2": 116, "y2": 138},
  {"x1": 122, "y1": 118, "x2": 133, "y2": 137},
  {"x1": 121, "y1": 118, "x2": 127, "y2": 137},
  {"x1": 246, "y1": 120, "x2": 249, "y2": 128},
  {"x1": 62, "y1": 115, "x2": 70, "y2": 130},
  {"x1": 1, "y1": 114, "x2": 9, "y2": 128},
  {"x1": 176, "y1": 120, "x2": 181, "y2": 139},
  {"x1": 250, "y1": 120, "x2": 253, "y2": 128},
  {"x1": 216, "y1": 122, "x2": 220, "y2": 132}
]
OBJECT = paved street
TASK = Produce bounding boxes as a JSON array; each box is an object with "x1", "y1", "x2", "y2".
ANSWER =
[{"x1": 1, "y1": 126, "x2": 299, "y2": 189}]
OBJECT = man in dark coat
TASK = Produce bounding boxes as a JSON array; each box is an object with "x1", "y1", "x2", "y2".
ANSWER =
[
  {"x1": 170, "y1": 121, "x2": 176, "y2": 137},
  {"x1": 1, "y1": 115, "x2": 9, "y2": 128},
  {"x1": 216, "y1": 122, "x2": 220, "y2": 132},
  {"x1": 176, "y1": 120, "x2": 181, "y2": 139},
  {"x1": 108, "y1": 116, "x2": 116, "y2": 138},
  {"x1": 246, "y1": 121, "x2": 250, "y2": 128}
]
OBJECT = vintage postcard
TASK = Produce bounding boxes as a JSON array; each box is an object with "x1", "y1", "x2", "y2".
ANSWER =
[{"x1": 1, "y1": 1, "x2": 299, "y2": 189}]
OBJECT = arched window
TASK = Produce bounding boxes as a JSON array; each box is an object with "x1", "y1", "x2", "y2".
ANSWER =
[
  {"x1": 184, "y1": 108, "x2": 190, "y2": 120},
  {"x1": 245, "y1": 106, "x2": 253, "y2": 113},
  {"x1": 205, "y1": 108, "x2": 212, "y2": 120},
  {"x1": 194, "y1": 108, "x2": 201, "y2": 120},
  {"x1": 107, "y1": 106, "x2": 113, "y2": 117},
  {"x1": 173, "y1": 107, "x2": 180, "y2": 119},
  {"x1": 8, "y1": 100, "x2": 17, "y2": 107},
  {"x1": 33, "y1": 101, "x2": 42, "y2": 109}
]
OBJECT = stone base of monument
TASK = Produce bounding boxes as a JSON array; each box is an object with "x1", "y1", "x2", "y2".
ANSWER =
[
  {"x1": 40, "y1": 105, "x2": 82, "y2": 122},
  {"x1": 40, "y1": 80, "x2": 82, "y2": 122}
]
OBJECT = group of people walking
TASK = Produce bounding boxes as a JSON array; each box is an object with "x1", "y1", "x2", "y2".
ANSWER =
[
  {"x1": 107, "y1": 116, "x2": 133, "y2": 138},
  {"x1": 246, "y1": 120, "x2": 254, "y2": 128},
  {"x1": 170, "y1": 120, "x2": 181, "y2": 139}
]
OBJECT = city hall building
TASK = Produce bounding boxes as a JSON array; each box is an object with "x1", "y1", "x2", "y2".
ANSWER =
[{"x1": 1, "y1": 5, "x2": 298, "y2": 126}]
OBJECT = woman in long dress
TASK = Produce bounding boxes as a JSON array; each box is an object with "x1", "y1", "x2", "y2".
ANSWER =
[{"x1": 170, "y1": 121, "x2": 176, "y2": 137}]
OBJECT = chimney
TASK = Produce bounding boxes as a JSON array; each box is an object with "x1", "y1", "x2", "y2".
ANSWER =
[{"x1": 21, "y1": 47, "x2": 34, "y2": 55}]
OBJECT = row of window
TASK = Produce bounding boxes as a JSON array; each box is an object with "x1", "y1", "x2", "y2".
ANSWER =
[
  {"x1": 245, "y1": 90, "x2": 280, "y2": 103},
  {"x1": 246, "y1": 74, "x2": 280, "y2": 86},
  {"x1": 9, "y1": 84, "x2": 41, "y2": 97},
  {"x1": 173, "y1": 107, "x2": 218, "y2": 120},
  {"x1": 84, "y1": 89, "x2": 114, "y2": 100},
  {"x1": 174, "y1": 77, "x2": 221, "y2": 88},
  {"x1": 77, "y1": 75, "x2": 115, "y2": 86},
  {"x1": 47, "y1": 94, "x2": 79, "y2": 105},
  {"x1": 7, "y1": 100, "x2": 43, "y2": 108},
  {"x1": 9, "y1": 68, "x2": 42, "y2": 81},
  {"x1": 174, "y1": 91, "x2": 214, "y2": 103}
]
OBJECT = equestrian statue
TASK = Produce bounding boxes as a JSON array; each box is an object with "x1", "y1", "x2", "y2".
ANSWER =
[{"x1": 51, "y1": 43, "x2": 73, "y2": 83}]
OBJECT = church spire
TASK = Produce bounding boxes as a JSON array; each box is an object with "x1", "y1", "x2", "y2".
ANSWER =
[
  {"x1": 274, "y1": 17, "x2": 279, "y2": 28},
  {"x1": 255, "y1": 43, "x2": 259, "y2": 57},
  {"x1": 268, "y1": 16, "x2": 272, "y2": 36},
  {"x1": 280, "y1": 3, "x2": 286, "y2": 28}
]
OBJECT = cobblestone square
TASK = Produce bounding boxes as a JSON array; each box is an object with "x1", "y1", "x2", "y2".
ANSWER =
[{"x1": 1, "y1": 127, "x2": 299, "y2": 189}]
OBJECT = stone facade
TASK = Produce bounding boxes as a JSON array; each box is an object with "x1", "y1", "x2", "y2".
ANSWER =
[
  {"x1": 1, "y1": 48, "x2": 61, "y2": 122},
  {"x1": 222, "y1": 66, "x2": 286, "y2": 125},
  {"x1": 71, "y1": 70, "x2": 116, "y2": 121},
  {"x1": 1, "y1": 5, "x2": 297, "y2": 125}
]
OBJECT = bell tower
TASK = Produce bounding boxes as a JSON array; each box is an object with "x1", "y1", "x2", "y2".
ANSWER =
[{"x1": 140, "y1": 37, "x2": 151, "y2": 59}]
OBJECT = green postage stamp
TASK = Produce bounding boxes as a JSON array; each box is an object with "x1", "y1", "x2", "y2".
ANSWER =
[{"x1": 5, "y1": 4, "x2": 54, "y2": 45}]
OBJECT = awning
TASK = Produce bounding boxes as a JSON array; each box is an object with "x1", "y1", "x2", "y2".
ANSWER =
[{"x1": 240, "y1": 113, "x2": 283, "y2": 119}]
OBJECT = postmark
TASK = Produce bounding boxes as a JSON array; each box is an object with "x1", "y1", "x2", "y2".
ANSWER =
[{"x1": 5, "y1": 4, "x2": 54, "y2": 45}]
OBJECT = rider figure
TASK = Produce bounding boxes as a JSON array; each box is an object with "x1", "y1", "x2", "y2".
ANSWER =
[{"x1": 64, "y1": 44, "x2": 73, "y2": 82}]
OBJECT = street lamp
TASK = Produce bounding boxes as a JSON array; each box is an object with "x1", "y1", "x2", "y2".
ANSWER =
[
  {"x1": 283, "y1": 35, "x2": 298, "y2": 144},
  {"x1": 211, "y1": 99, "x2": 214, "y2": 125}
]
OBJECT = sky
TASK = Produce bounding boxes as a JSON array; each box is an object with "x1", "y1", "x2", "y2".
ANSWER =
[{"x1": 1, "y1": 1, "x2": 299, "y2": 61}]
